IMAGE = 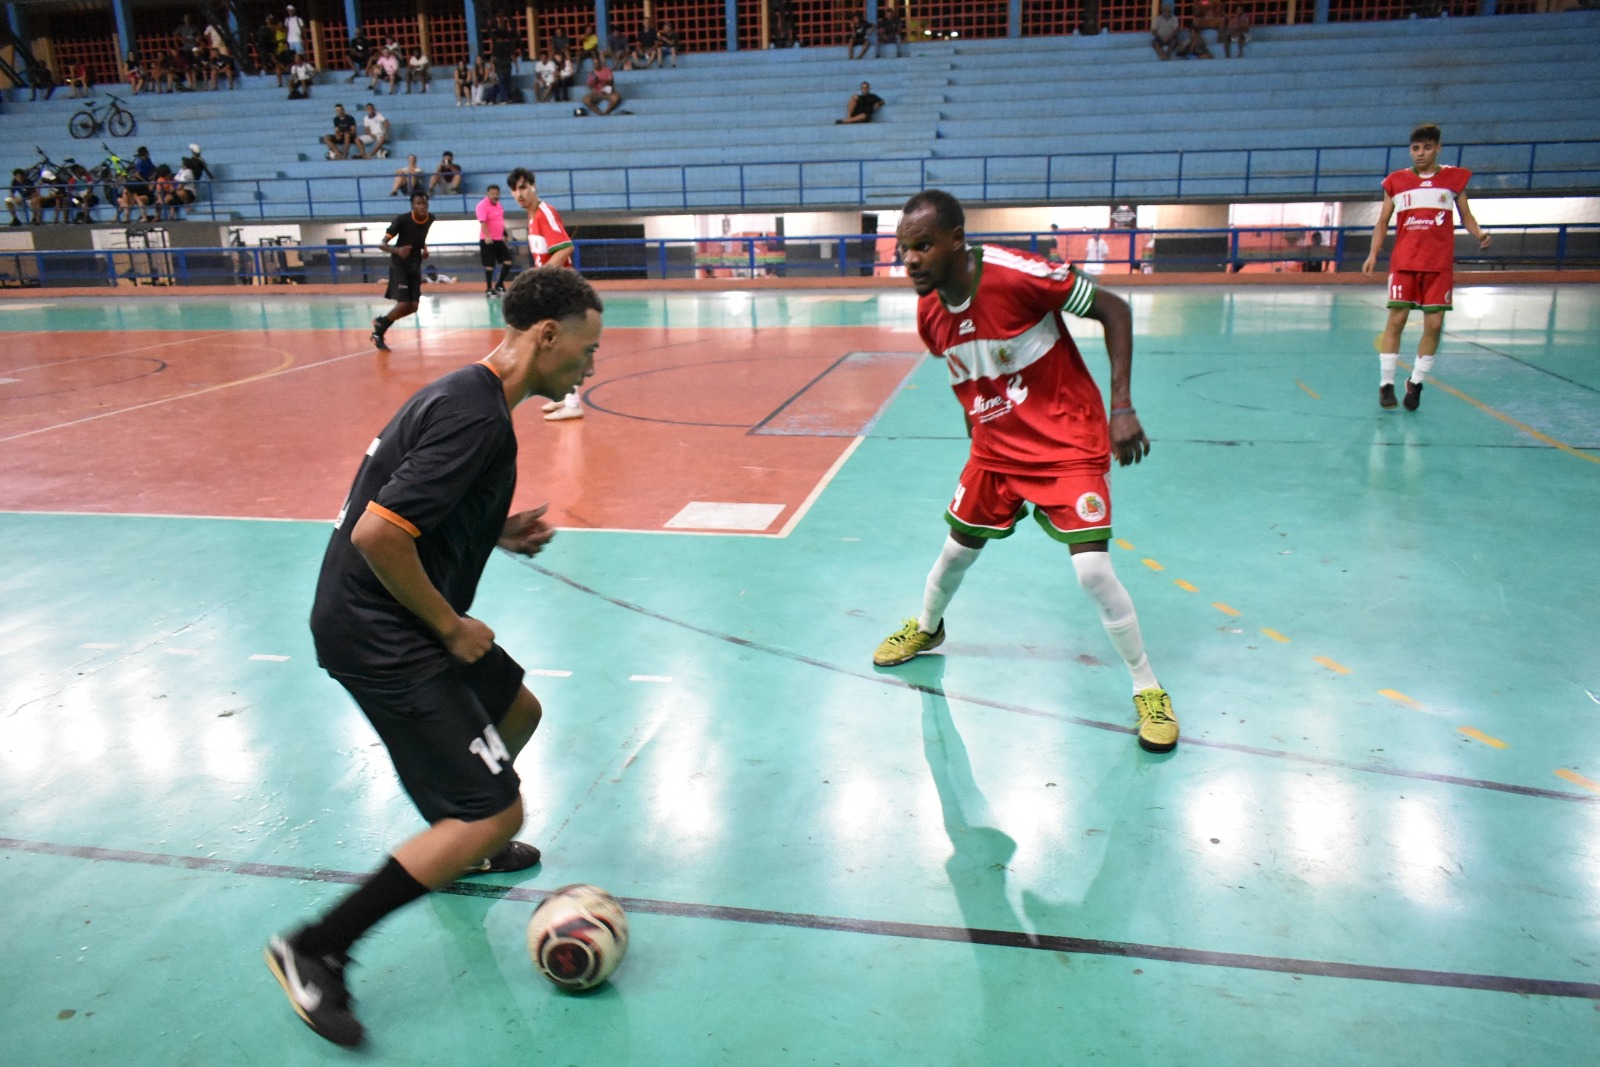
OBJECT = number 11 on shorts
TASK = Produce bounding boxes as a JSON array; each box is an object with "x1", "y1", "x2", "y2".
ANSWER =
[{"x1": 469, "y1": 724, "x2": 512, "y2": 773}]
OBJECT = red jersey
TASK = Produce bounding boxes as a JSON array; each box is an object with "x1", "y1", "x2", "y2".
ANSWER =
[
  {"x1": 527, "y1": 200, "x2": 573, "y2": 267},
  {"x1": 1382, "y1": 165, "x2": 1471, "y2": 272},
  {"x1": 915, "y1": 245, "x2": 1108, "y2": 476}
]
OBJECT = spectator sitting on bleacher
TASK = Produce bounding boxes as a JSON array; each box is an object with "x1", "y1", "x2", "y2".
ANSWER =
[
  {"x1": 407, "y1": 48, "x2": 431, "y2": 93},
  {"x1": 429, "y1": 151, "x2": 462, "y2": 195},
  {"x1": 182, "y1": 144, "x2": 213, "y2": 183},
  {"x1": 390, "y1": 154, "x2": 425, "y2": 197},
  {"x1": 289, "y1": 53, "x2": 316, "y2": 98},
  {"x1": 164, "y1": 45, "x2": 196, "y2": 92},
  {"x1": 549, "y1": 30, "x2": 571, "y2": 66},
  {"x1": 323, "y1": 103, "x2": 359, "y2": 159},
  {"x1": 122, "y1": 148, "x2": 157, "y2": 223},
  {"x1": 372, "y1": 46, "x2": 401, "y2": 95},
  {"x1": 126, "y1": 50, "x2": 147, "y2": 93},
  {"x1": 359, "y1": 103, "x2": 393, "y2": 158},
  {"x1": 152, "y1": 165, "x2": 178, "y2": 220},
  {"x1": 848, "y1": 15, "x2": 874, "y2": 60},
  {"x1": 29, "y1": 60, "x2": 56, "y2": 101},
  {"x1": 7, "y1": 169, "x2": 34, "y2": 226},
  {"x1": 658, "y1": 22, "x2": 679, "y2": 68},
  {"x1": 876, "y1": 6, "x2": 907, "y2": 58},
  {"x1": 556, "y1": 51, "x2": 576, "y2": 99},
  {"x1": 534, "y1": 48, "x2": 557, "y2": 101},
  {"x1": 1221, "y1": 3, "x2": 1252, "y2": 58},
  {"x1": 209, "y1": 42, "x2": 240, "y2": 89},
  {"x1": 608, "y1": 29, "x2": 633, "y2": 70},
  {"x1": 835, "y1": 81, "x2": 883, "y2": 124},
  {"x1": 172, "y1": 162, "x2": 201, "y2": 213},
  {"x1": 632, "y1": 23, "x2": 660, "y2": 70},
  {"x1": 582, "y1": 58, "x2": 623, "y2": 115},
  {"x1": 66, "y1": 62, "x2": 90, "y2": 98},
  {"x1": 1180, "y1": 18, "x2": 1214, "y2": 58},
  {"x1": 471, "y1": 54, "x2": 497, "y2": 105},
  {"x1": 454, "y1": 59, "x2": 471, "y2": 105},
  {"x1": 348, "y1": 31, "x2": 374, "y2": 83},
  {"x1": 1152, "y1": 5, "x2": 1181, "y2": 59}
]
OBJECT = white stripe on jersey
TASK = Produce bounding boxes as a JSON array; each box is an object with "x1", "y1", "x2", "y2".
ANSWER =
[
  {"x1": 942, "y1": 311, "x2": 1060, "y2": 385},
  {"x1": 1393, "y1": 187, "x2": 1458, "y2": 214},
  {"x1": 982, "y1": 246, "x2": 1098, "y2": 318}
]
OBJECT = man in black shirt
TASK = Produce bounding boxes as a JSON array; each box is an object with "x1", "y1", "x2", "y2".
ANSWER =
[
  {"x1": 371, "y1": 191, "x2": 432, "y2": 351},
  {"x1": 347, "y1": 31, "x2": 373, "y2": 82},
  {"x1": 835, "y1": 82, "x2": 884, "y2": 124},
  {"x1": 321, "y1": 103, "x2": 358, "y2": 160},
  {"x1": 266, "y1": 267, "x2": 605, "y2": 1047}
]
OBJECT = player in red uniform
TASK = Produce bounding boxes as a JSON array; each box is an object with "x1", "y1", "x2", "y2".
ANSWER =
[
  {"x1": 1362, "y1": 124, "x2": 1491, "y2": 410},
  {"x1": 508, "y1": 166, "x2": 585, "y2": 422},
  {"x1": 873, "y1": 189, "x2": 1177, "y2": 753}
]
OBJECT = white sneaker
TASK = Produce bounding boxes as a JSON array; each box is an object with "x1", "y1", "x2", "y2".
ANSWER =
[
  {"x1": 541, "y1": 399, "x2": 563, "y2": 413},
  {"x1": 544, "y1": 405, "x2": 584, "y2": 422}
]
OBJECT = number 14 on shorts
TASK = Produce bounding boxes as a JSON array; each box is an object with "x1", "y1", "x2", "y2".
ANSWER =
[{"x1": 469, "y1": 724, "x2": 512, "y2": 773}]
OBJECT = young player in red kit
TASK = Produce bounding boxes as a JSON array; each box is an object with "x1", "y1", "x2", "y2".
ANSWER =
[
  {"x1": 507, "y1": 167, "x2": 585, "y2": 422},
  {"x1": 1362, "y1": 124, "x2": 1491, "y2": 411},
  {"x1": 872, "y1": 189, "x2": 1177, "y2": 753}
]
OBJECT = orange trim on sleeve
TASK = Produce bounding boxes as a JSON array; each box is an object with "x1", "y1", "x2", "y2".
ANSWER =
[{"x1": 365, "y1": 501, "x2": 421, "y2": 537}]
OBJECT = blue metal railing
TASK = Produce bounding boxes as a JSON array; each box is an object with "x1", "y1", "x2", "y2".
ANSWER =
[
  {"x1": 57, "y1": 139, "x2": 1599, "y2": 222},
  {"x1": 2, "y1": 225, "x2": 1595, "y2": 290}
]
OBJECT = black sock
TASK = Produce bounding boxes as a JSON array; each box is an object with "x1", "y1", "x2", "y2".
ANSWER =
[
  {"x1": 374, "y1": 315, "x2": 390, "y2": 332},
  {"x1": 484, "y1": 268, "x2": 494, "y2": 288},
  {"x1": 294, "y1": 856, "x2": 428, "y2": 958}
]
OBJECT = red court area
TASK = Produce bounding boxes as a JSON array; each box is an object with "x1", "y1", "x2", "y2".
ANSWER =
[{"x1": 0, "y1": 325, "x2": 921, "y2": 533}]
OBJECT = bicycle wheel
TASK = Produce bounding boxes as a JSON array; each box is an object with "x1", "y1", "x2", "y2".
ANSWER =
[
  {"x1": 68, "y1": 111, "x2": 96, "y2": 139},
  {"x1": 108, "y1": 107, "x2": 136, "y2": 137}
]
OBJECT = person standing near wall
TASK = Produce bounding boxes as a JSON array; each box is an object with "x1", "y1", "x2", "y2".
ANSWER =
[{"x1": 1361, "y1": 123, "x2": 1491, "y2": 411}]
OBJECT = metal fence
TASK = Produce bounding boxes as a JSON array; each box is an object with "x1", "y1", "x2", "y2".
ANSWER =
[
  {"x1": 74, "y1": 140, "x2": 1600, "y2": 223},
  {"x1": 3, "y1": 225, "x2": 1597, "y2": 290}
]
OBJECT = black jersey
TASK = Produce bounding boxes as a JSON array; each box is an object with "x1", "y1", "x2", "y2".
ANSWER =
[
  {"x1": 311, "y1": 362, "x2": 516, "y2": 683},
  {"x1": 385, "y1": 211, "x2": 432, "y2": 266}
]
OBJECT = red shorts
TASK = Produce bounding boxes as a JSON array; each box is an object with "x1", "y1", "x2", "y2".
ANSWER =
[
  {"x1": 945, "y1": 461, "x2": 1113, "y2": 544},
  {"x1": 1387, "y1": 269, "x2": 1454, "y2": 312}
]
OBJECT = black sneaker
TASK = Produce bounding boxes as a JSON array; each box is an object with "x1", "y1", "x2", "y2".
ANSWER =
[
  {"x1": 264, "y1": 934, "x2": 364, "y2": 1047},
  {"x1": 463, "y1": 840, "x2": 541, "y2": 874},
  {"x1": 370, "y1": 318, "x2": 389, "y2": 352},
  {"x1": 1403, "y1": 379, "x2": 1423, "y2": 411},
  {"x1": 1379, "y1": 383, "x2": 1397, "y2": 409},
  {"x1": 493, "y1": 285, "x2": 506, "y2": 295}
]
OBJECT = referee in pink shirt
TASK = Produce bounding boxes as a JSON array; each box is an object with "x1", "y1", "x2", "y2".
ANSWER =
[{"x1": 475, "y1": 184, "x2": 514, "y2": 295}]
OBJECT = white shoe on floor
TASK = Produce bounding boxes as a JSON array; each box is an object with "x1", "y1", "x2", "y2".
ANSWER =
[
  {"x1": 544, "y1": 405, "x2": 584, "y2": 422},
  {"x1": 541, "y1": 399, "x2": 563, "y2": 413}
]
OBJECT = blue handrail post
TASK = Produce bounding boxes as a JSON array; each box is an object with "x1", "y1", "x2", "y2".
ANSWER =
[
  {"x1": 1176, "y1": 150, "x2": 1184, "y2": 199},
  {"x1": 837, "y1": 237, "x2": 848, "y2": 277},
  {"x1": 624, "y1": 168, "x2": 631, "y2": 211},
  {"x1": 1312, "y1": 147, "x2": 1322, "y2": 196},
  {"x1": 1555, "y1": 223, "x2": 1567, "y2": 269},
  {"x1": 176, "y1": 249, "x2": 189, "y2": 285},
  {"x1": 1109, "y1": 153, "x2": 1117, "y2": 202},
  {"x1": 255, "y1": 179, "x2": 265, "y2": 220},
  {"x1": 305, "y1": 178, "x2": 314, "y2": 218},
  {"x1": 747, "y1": 236, "x2": 756, "y2": 276},
  {"x1": 356, "y1": 177, "x2": 365, "y2": 218},
  {"x1": 1243, "y1": 149, "x2": 1251, "y2": 197},
  {"x1": 658, "y1": 240, "x2": 668, "y2": 279},
  {"x1": 1526, "y1": 142, "x2": 1538, "y2": 191},
  {"x1": 1228, "y1": 229, "x2": 1240, "y2": 273}
]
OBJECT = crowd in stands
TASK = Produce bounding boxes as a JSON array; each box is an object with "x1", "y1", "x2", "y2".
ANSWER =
[
  {"x1": 1152, "y1": 2, "x2": 1252, "y2": 60},
  {"x1": 6, "y1": 144, "x2": 213, "y2": 226}
]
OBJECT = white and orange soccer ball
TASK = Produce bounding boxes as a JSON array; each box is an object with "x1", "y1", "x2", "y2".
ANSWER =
[{"x1": 526, "y1": 884, "x2": 630, "y2": 991}]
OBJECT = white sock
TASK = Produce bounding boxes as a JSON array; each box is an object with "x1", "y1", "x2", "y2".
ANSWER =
[
  {"x1": 1410, "y1": 355, "x2": 1434, "y2": 384},
  {"x1": 919, "y1": 539, "x2": 981, "y2": 633},
  {"x1": 563, "y1": 388, "x2": 581, "y2": 410},
  {"x1": 1380, "y1": 353, "x2": 1399, "y2": 386},
  {"x1": 1073, "y1": 551, "x2": 1159, "y2": 692}
]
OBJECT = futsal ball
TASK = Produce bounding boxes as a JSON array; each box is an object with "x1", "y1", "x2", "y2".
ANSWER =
[{"x1": 526, "y1": 884, "x2": 629, "y2": 991}]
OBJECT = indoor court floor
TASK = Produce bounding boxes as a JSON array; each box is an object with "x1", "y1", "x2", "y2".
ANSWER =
[{"x1": 2, "y1": 283, "x2": 1598, "y2": 1065}]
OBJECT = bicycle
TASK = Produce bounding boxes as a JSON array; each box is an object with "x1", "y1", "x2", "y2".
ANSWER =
[
  {"x1": 68, "y1": 92, "x2": 136, "y2": 139},
  {"x1": 88, "y1": 143, "x2": 132, "y2": 221}
]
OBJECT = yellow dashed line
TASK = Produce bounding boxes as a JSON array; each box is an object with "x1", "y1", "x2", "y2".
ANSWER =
[
  {"x1": 1406, "y1": 365, "x2": 1600, "y2": 467},
  {"x1": 1212, "y1": 602, "x2": 1241, "y2": 617},
  {"x1": 1314, "y1": 657, "x2": 1351, "y2": 675},
  {"x1": 1295, "y1": 380, "x2": 1321, "y2": 400},
  {"x1": 1142, "y1": 558, "x2": 1165, "y2": 572},
  {"x1": 1173, "y1": 579, "x2": 1198, "y2": 592},
  {"x1": 1115, "y1": 539, "x2": 1135, "y2": 551},
  {"x1": 1379, "y1": 689, "x2": 1421, "y2": 707},
  {"x1": 1457, "y1": 726, "x2": 1508, "y2": 749},
  {"x1": 1260, "y1": 628, "x2": 1291, "y2": 643},
  {"x1": 1555, "y1": 769, "x2": 1600, "y2": 793}
]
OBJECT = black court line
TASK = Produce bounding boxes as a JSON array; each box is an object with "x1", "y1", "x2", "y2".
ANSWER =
[
  {"x1": 515, "y1": 561, "x2": 1600, "y2": 807},
  {"x1": 6, "y1": 835, "x2": 1596, "y2": 1001}
]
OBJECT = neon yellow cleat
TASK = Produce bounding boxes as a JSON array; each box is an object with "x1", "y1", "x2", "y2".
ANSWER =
[
  {"x1": 873, "y1": 618, "x2": 945, "y2": 667},
  {"x1": 1133, "y1": 687, "x2": 1179, "y2": 752}
]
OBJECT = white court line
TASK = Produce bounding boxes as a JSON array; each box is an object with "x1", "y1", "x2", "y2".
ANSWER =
[
  {"x1": 249, "y1": 654, "x2": 290, "y2": 662},
  {"x1": 164, "y1": 648, "x2": 201, "y2": 656},
  {"x1": 629, "y1": 674, "x2": 673, "y2": 683},
  {"x1": 0, "y1": 331, "x2": 234, "y2": 375},
  {"x1": 527, "y1": 668, "x2": 572, "y2": 677},
  {"x1": 80, "y1": 642, "x2": 118, "y2": 650},
  {"x1": 773, "y1": 435, "x2": 866, "y2": 539}
]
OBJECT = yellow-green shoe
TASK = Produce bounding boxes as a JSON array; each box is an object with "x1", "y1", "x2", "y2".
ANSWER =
[
  {"x1": 1133, "y1": 687, "x2": 1179, "y2": 752},
  {"x1": 873, "y1": 618, "x2": 945, "y2": 667}
]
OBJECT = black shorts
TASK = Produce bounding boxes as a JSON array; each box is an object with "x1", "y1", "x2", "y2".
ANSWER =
[
  {"x1": 386, "y1": 260, "x2": 422, "y2": 302},
  {"x1": 332, "y1": 644, "x2": 526, "y2": 823},
  {"x1": 479, "y1": 239, "x2": 512, "y2": 267}
]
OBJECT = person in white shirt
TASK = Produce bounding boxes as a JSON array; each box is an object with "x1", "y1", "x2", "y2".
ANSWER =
[
  {"x1": 1085, "y1": 232, "x2": 1110, "y2": 275},
  {"x1": 289, "y1": 54, "x2": 316, "y2": 99},
  {"x1": 284, "y1": 5, "x2": 305, "y2": 56},
  {"x1": 534, "y1": 49, "x2": 557, "y2": 102},
  {"x1": 406, "y1": 49, "x2": 430, "y2": 94},
  {"x1": 357, "y1": 103, "x2": 391, "y2": 159}
]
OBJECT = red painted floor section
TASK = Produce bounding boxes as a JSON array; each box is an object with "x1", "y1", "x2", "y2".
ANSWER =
[{"x1": 0, "y1": 325, "x2": 921, "y2": 532}]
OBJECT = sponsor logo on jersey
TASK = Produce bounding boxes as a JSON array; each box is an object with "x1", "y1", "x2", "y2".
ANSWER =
[
  {"x1": 1004, "y1": 373, "x2": 1028, "y2": 406},
  {"x1": 958, "y1": 318, "x2": 975, "y2": 335},
  {"x1": 968, "y1": 393, "x2": 1011, "y2": 420},
  {"x1": 1075, "y1": 492, "x2": 1107, "y2": 523}
]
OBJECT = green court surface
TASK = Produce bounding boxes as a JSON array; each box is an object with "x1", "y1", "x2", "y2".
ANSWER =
[{"x1": 2, "y1": 284, "x2": 1598, "y2": 1065}]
